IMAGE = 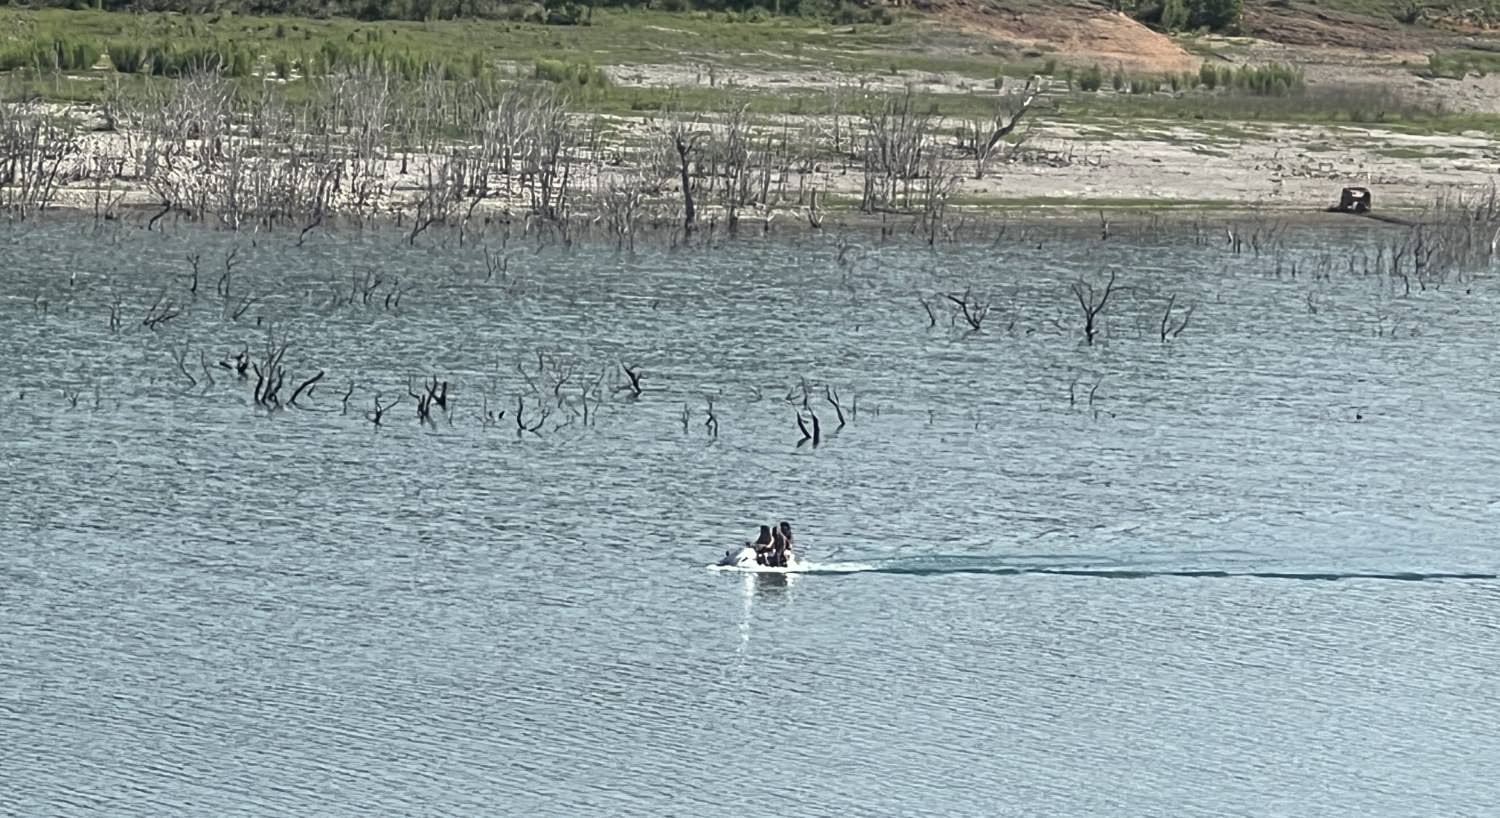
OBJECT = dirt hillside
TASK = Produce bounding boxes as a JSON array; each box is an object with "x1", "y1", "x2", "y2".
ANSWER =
[{"x1": 918, "y1": 0, "x2": 1202, "y2": 72}]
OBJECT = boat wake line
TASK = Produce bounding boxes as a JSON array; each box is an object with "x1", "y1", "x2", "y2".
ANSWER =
[{"x1": 706, "y1": 554, "x2": 1498, "y2": 583}]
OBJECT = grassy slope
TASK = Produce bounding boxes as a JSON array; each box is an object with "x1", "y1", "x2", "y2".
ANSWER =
[
  {"x1": 3, "y1": 4, "x2": 1499, "y2": 132},
  {"x1": 0, "y1": 6, "x2": 1032, "y2": 76}
]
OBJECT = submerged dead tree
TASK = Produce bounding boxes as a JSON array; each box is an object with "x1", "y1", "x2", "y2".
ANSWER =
[
  {"x1": 944, "y1": 288, "x2": 990, "y2": 331},
  {"x1": 1159, "y1": 293, "x2": 1194, "y2": 342},
  {"x1": 1070, "y1": 271, "x2": 1117, "y2": 346}
]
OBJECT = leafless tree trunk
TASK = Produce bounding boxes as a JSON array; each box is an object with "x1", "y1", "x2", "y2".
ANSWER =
[
  {"x1": 659, "y1": 112, "x2": 706, "y2": 231},
  {"x1": 961, "y1": 76, "x2": 1044, "y2": 179},
  {"x1": 1070, "y1": 271, "x2": 1117, "y2": 346},
  {"x1": 859, "y1": 87, "x2": 931, "y2": 212}
]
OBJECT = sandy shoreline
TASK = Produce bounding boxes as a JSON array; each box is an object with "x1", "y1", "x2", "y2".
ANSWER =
[
  {"x1": 8, "y1": 85, "x2": 1494, "y2": 230},
  {"x1": 30, "y1": 115, "x2": 1491, "y2": 225}
]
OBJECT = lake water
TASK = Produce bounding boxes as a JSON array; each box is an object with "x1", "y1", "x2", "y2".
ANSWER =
[{"x1": 3, "y1": 215, "x2": 1499, "y2": 816}]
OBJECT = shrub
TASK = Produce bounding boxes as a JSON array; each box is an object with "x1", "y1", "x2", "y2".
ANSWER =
[
  {"x1": 1079, "y1": 64, "x2": 1104, "y2": 92},
  {"x1": 1160, "y1": 0, "x2": 1189, "y2": 30},
  {"x1": 0, "y1": 45, "x2": 36, "y2": 72},
  {"x1": 534, "y1": 57, "x2": 609, "y2": 87},
  {"x1": 1189, "y1": 0, "x2": 1242, "y2": 31},
  {"x1": 62, "y1": 39, "x2": 103, "y2": 71},
  {"x1": 1231, "y1": 63, "x2": 1304, "y2": 96},
  {"x1": 108, "y1": 41, "x2": 147, "y2": 73}
]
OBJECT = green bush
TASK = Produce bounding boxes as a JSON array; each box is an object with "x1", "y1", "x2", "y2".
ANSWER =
[
  {"x1": 534, "y1": 56, "x2": 609, "y2": 86},
  {"x1": 1199, "y1": 62, "x2": 1218, "y2": 89},
  {"x1": 1191, "y1": 0, "x2": 1242, "y2": 31},
  {"x1": 63, "y1": 39, "x2": 103, "y2": 71},
  {"x1": 1160, "y1": 0, "x2": 1189, "y2": 30},
  {"x1": 1231, "y1": 63, "x2": 1303, "y2": 96},
  {"x1": 0, "y1": 44, "x2": 36, "y2": 72},
  {"x1": 108, "y1": 41, "x2": 147, "y2": 73},
  {"x1": 1079, "y1": 64, "x2": 1104, "y2": 92}
]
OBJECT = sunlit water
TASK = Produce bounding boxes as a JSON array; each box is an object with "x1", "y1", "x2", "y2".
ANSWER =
[{"x1": 3, "y1": 215, "x2": 1499, "y2": 816}]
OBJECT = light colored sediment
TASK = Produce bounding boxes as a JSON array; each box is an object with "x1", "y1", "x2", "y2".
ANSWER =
[
  {"x1": 32, "y1": 110, "x2": 1499, "y2": 221},
  {"x1": 14, "y1": 39, "x2": 1500, "y2": 224}
]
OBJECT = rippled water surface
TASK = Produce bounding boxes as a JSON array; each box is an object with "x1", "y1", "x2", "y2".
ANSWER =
[{"x1": 3, "y1": 216, "x2": 1499, "y2": 816}]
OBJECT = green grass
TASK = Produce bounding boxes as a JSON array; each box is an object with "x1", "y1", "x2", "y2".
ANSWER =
[
  {"x1": 1060, "y1": 84, "x2": 1498, "y2": 134},
  {"x1": 1372, "y1": 145, "x2": 1475, "y2": 159},
  {"x1": 1236, "y1": 0, "x2": 1496, "y2": 26},
  {"x1": 1419, "y1": 48, "x2": 1500, "y2": 79},
  {"x1": 7, "y1": 6, "x2": 1500, "y2": 137},
  {"x1": 0, "y1": 7, "x2": 1026, "y2": 79},
  {"x1": 947, "y1": 194, "x2": 1245, "y2": 210}
]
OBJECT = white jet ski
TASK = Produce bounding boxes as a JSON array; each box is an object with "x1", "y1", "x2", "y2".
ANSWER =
[{"x1": 714, "y1": 545, "x2": 809, "y2": 573}]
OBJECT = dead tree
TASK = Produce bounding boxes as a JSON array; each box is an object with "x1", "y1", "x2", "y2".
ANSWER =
[
  {"x1": 602, "y1": 174, "x2": 649, "y2": 250},
  {"x1": 219, "y1": 345, "x2": 250, "y2": 379},
  {"x1": 0, "y1": 101, "x2": 78, "y2": 216},
  {"x1": 917, "y1": 156, "x2": 961, "y2": 244},
  {"x1": 1159, "y1": 294, "x2": 1194, "y2": 342},
  {"x1": 185, "y1": 253, "x2": 201, "y2": 295},
  {"x1": 217, "y1": 247, "x2": 239, "y2": 299},
  {"x1": 142, "y1": 290, "x2": 181, "y2": 330},
  {"x1": 170, "y1": 344, "x2": 197, "y2": 387},
  {"x1": 514, "y1": 395, "x2": 549, "y2": 437},
  {"x1": 367, "y1": 393, "x2": 398, "y2": 427},
  {"x1": 963, "y1": 77, "x2": 1044, "y2": 179},
  {"x1": 288, "y1": 370, "x2": 325, "y2": 408},
  {"x1": 251, "y1": 331, "x2": 291, "y2": 408},
  {"x1": 1069, "y1": 271, "x2": 1117, "y2": 346},
  {"x1": 704, "y1": 397, "x2": 719, "y2": 439},
  {"x1": 673, "y1": 127, "x2": 704, "y2": 230},
  {"x1": 859, "y1": 87, "x2": 932, "y2": 212},
  {"x1": 407, "y1": 375, "x2": 448, "y2": 426},
  {"x1": 944, "y1": 289, "x2": 990, "y2": 332},
  {"x1": 656, "y1": 111, "x2": 706, "y2": 231},
  {"x1": 578, "y1": 367, "x2": 606, "y2": 426},
  {"x1": 617, "y1": 364, "x2": 644, "y2": 398},
  {"x1": 198, "y1": 350, "x2": 216, "y2": 388},
  {"x1": 825, "y1": 385, "x2": 847, "y2": 428},
  {"x1": 918, "y1": 295, "x2": 937, "y2": 328}
]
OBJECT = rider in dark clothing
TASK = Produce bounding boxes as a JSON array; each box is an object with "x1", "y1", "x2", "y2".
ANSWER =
[
  {"x1": 751, "y1": 525, "x2": 774, "y2": 565},
  {"x1": 769, "y1": 527, "x2": 787, "y2": 567},
  {"x1": 777, "y1": 521, "x2": 794, "y2": 566}
]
